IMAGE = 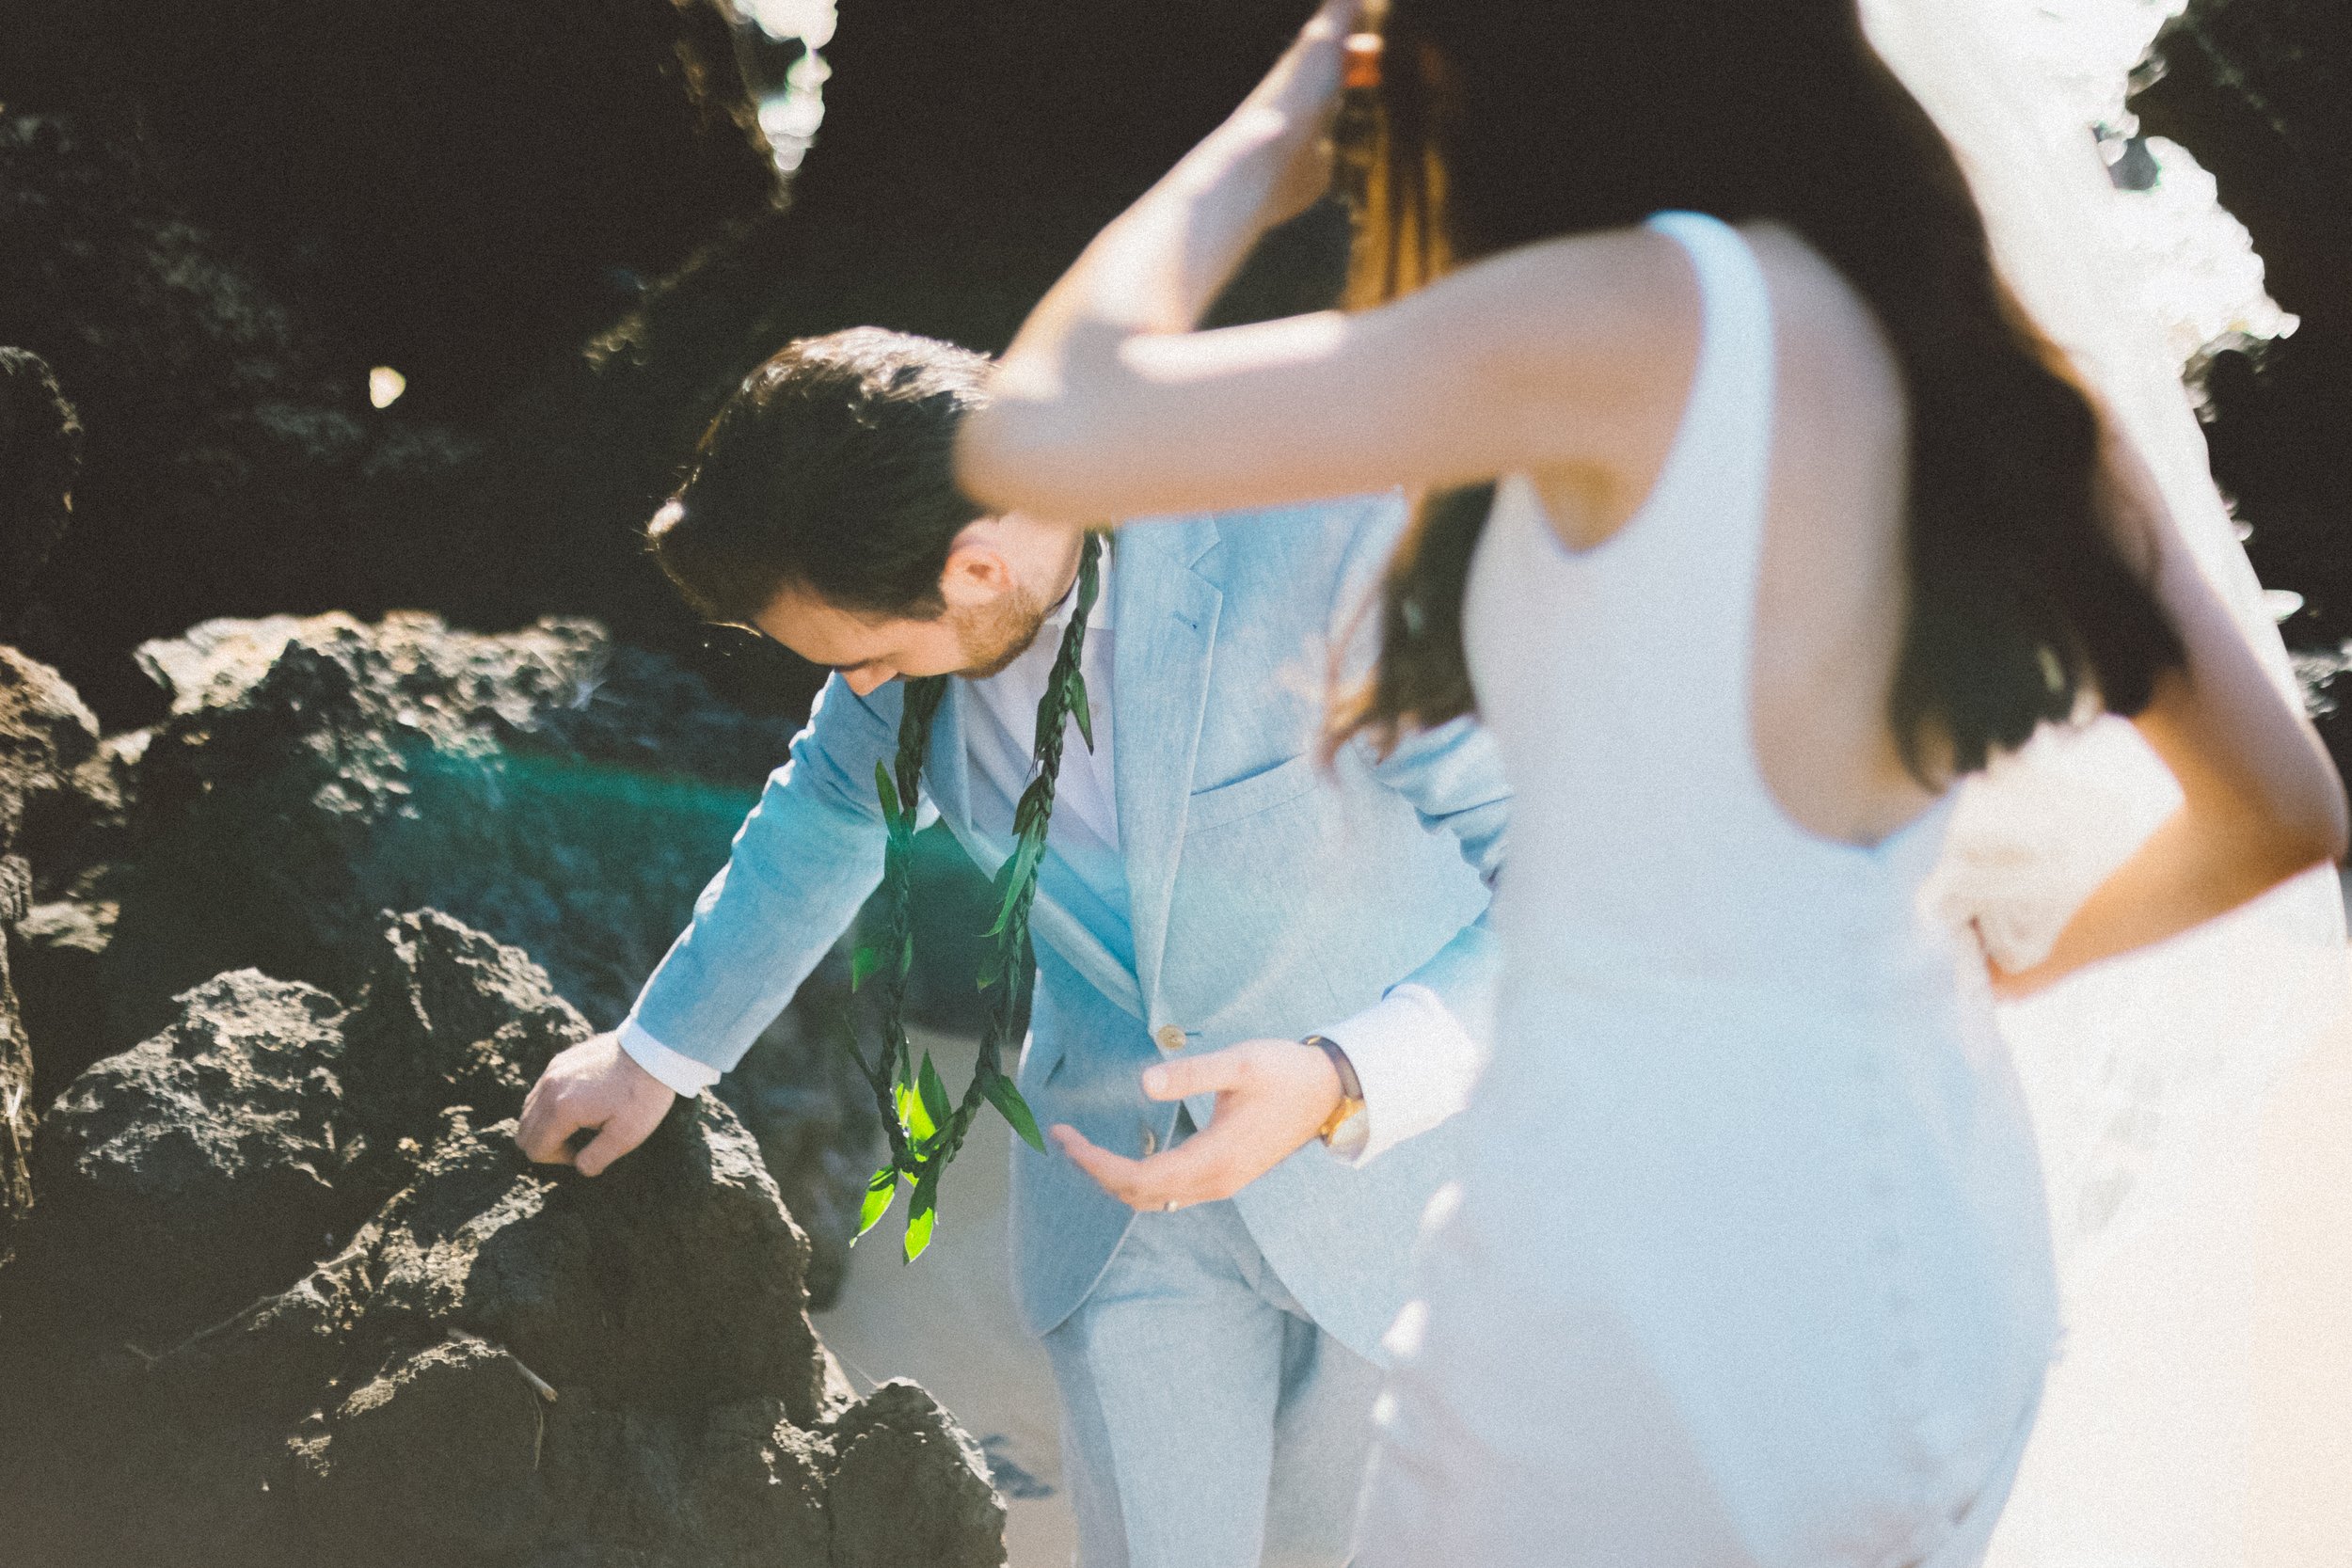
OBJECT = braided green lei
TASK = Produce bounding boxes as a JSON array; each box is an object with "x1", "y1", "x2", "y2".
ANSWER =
[{"x1": 844, "y1": 531, "x2": 1104, "y2": 1260}]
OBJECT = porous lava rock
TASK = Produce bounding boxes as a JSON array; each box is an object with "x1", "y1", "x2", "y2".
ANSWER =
[
  {"x1": 0, "y1": 646, "x2": 137, "y2": 1113},
  {"x1": 0, "y1": 911, "x2": 1004, "y2": 1568},
  {"x1": 0, "y1": 642, "x2": 125, "y2": 895},
  {"x1": 0, "y1": 640, "x2": 123, "y2": 1228},
  {"x1": 0, "y1": 345, "x2": 82, "y2": 640},
  {"x1": 9, "y1": 970, "x2": 350, "y2": 1336},
  {"x1": 111, "y1": 611, "x2": 778, "y2": 1028},
  {"x1": 2131, "y1": 0, "x2": 2352, "y2": 762},
  {"x1": 0, "y1": 0, "x2": 787, "y2": 721},
  {"x1": 103, "y1": 612, "x2": 876, "y2": 1297},
  {"x1": 1, "y1": 853, "x2": 30, "y2": 1229},
  {"x1": 7, "y1": 891, "x2": 117, "y2": 1105}
]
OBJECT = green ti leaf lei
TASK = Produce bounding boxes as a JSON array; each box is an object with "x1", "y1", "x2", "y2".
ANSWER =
[{"x1": 841, "y1": 531, "x2": 1104, "y2": 1261}]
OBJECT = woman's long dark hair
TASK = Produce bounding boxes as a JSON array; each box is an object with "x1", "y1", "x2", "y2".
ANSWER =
[{"x1": 1329, "y1": 1, "x2": 2183, "y2": 780}]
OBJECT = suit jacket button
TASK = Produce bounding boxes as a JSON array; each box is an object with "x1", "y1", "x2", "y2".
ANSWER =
[{"x1": 1154, "y1": 1024, "x2": 1185, "y2": 1053}]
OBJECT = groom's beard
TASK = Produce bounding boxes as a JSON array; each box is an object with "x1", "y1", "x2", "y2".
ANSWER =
[{"x1": 950, "y1": 584, "x2": 1054, "y2": 680}]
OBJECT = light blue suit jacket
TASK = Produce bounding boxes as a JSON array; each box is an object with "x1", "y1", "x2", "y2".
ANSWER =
[{"x1": 629, "y1": 496, "x2": 1508, "y2": 1361}]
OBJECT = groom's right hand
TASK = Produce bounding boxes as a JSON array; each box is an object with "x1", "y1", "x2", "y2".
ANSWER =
[{"x1": 516, "y1": 1032, "x2": 675, "y2": 1176}]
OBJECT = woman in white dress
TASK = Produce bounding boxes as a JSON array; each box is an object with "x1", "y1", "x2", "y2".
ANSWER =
[{"x1": 956, "y1": 2, "x2": 2346, "y2": 1562}]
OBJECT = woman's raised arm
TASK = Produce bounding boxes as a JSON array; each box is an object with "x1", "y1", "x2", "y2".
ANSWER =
[
  {"x1": 1994, "y1": 436, "x2": 2347, "y2": 996},
  {"x1": 952, "y1": 3, "x2": 1693, "y2": 528}
]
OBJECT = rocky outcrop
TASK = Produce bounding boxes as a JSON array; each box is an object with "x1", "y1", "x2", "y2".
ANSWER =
[
  {"x1": 0, "y1": 648, "x2": 135, "y2": 1109},
  {"x1": 0, "y1": 641, "x2": 121, "y2": 1229},
  {"x1": 8, "y1": 879, "x2": 119, "y2": 1106},
  {"x1": 0, "y1": 643, "x2": 126, "y2": 895},
  {"x1": 2131, "y1": 0, "x2": 2352, "y2": 760},
  {"x1": 1, "y1": 854, "x2": 30, "y2": 1229},
  {"x1": 0, "y1": 0, "x2": 787, "y2": 721},
  {"x1": 110, "y1": 611, "x2": 778, "y2": 1025},
  {"x1": 0, "y1": 1, "x2": 1336, "y2": 728},
  {"x1": 0, "y1": 113, "x2": 482, "y2": 722},
  {"x1": 0, "y1": 911, "x2": 1004, "y2": 1568},
  {"x1": 0, "y1": 346, "x2": 82, "y2": 641},
  {"x1": 10, "y1": 971, "x2": 351, "y2": 1334},
  {"x1": 97, "y1": 610, "x2": 874, "y2": 1300},
  {"x1": 0, "y1": 0, "x2": 777, "y2": 423}
]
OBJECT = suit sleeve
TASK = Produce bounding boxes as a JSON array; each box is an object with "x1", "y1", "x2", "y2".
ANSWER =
[
  {"x1": 1304, "y1": 492, "x2": 1509, "y2": 1164},
  {"x1": 619, "y1": 673, "x2": 904, "y2": 1085},
  {"x1": 1315, "y1": 712, "x2": 1508, "y2": 1164}
]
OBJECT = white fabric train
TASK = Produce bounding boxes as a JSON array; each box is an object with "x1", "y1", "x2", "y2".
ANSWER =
[{"x1": 1863, "y1": 3, "x2": 2350, "y2": 1562}]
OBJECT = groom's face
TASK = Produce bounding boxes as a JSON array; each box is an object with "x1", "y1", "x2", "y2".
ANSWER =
[{"x1": 753, "y1": 551, "x2": 1050, "y2": 698}]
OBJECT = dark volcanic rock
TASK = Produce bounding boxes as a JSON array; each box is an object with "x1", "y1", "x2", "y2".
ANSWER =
[
  {"x1": 0, "y1": 345, "x2": 82, "y2": 636},
  {"x1": 0, "y1": 912, "x2": 1003, "y2": 1568},
  {"x1": 2132, "y1": 0, "x2": 2352, "y2": 754},
  {"x1": 0, "y1": 640, "x2": 120, "y2": 1228},
  {"x1": 0, "y1": 643, "x2": 127, "y2": 897},
  {"x1": 10, "y1": 971, "x2": 349, "y2": 1336},
  {"x1": 1, "y1": 855, "x2": 31, "y2": 1229},
  {"x1": 337, "y1": 911, "x2": 588, "y2": 1187},
  {"x1": 106, "y1": 610, "x2": 877, "y2": 1300},
  {"x1": 8, "y1": 894, "x2": 116, "y2": 1105},
  {"x1": 0, "y1": 0, "x2": 778, "y2": 426},
  {"x1": 0, "y1": 2, "x2": 785, "y2": 723},
  {"x1": 110, "y1": 610, "x2": 781, "y2": 1029},
  {"x1": 828, "y1": 1380, "x2": 1007, "y2": 1568},
  {"x1": 0, "y1": 644, "x2": 99, "y2": 871},
  {"x1": 0, "y1": 113, "x2": 479, "y2": 722}
]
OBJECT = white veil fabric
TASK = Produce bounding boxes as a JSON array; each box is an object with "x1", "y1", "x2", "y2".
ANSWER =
[{"x1": 1859, "y1": 3, "x2": 2351, "y2": 1562}]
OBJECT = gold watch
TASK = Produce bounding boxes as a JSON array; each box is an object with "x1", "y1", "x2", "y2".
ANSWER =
[{"x1": 1306, "y1": 1035, "x2": 1366, "y2": 1147}]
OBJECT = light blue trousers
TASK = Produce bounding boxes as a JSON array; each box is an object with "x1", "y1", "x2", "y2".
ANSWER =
[{"x1": 1041, "y1": 1198, "x2": 1383, "y2": 1568}]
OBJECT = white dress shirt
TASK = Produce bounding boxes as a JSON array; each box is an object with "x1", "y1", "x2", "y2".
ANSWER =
[{"x1": 623, "y1": 547, "x2": 1475, "y2": 1165}]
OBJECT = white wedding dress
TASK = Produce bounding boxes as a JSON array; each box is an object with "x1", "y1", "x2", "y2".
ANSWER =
[{"x1": 1864, "y1": 4, "x2": 2351, "y2": 1563}]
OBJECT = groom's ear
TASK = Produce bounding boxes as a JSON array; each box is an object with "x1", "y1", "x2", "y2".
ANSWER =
[{"x1": 937, "y1": 524, "x2": 1017, "y2": 609}]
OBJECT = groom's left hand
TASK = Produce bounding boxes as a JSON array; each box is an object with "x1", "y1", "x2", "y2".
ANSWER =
[{"x1": 1050, "y1": 1037, "x2": 1343, "y2": 1211}]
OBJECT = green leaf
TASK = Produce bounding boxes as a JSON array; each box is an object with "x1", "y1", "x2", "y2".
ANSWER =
[
  {"x1": 988, "y1": 834, "x2": 1046, "y2": 937},
  {"x1": 902, "y1": 1169, "x2": 941, "y2": 1262},
  {"x1": 981, "y1": 1070, "x2": 1047, "y2": 1153},
  {"x1": 902, "y1": 1203, "x2": 937, "y2": 1261},
  {"x1": 1067, "y1": 671, "x2": 1094, "y2": 751},
  {"x1": 874, "y1": 761, "x2": 901, "y2": 822},
  {"x1": 918, "y1": 1053, "x2": 952, "y2": 1138},
  {"x1": 854, "y1": 1165, "x2": 900, "y2": 1239},
  {"x1": 850, "y1": 945, "x2": 881, "y2": 991},
  {"x1": 896, "y1": 1077, "x2": 938, "y2": 1145}
]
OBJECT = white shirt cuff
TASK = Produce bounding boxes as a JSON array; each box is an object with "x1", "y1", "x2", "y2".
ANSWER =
[
  {"x1": 618, "y1": 1017, "x2": 723, "y2": 1098},
  {"x1": 1315, "y1": 982, "x2": 1486, "y2": 1167}
]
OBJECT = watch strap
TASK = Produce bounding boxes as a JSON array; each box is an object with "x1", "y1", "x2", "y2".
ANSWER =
[{"x1": 1306, "y1": 1035, "x2": 1367, "y2": 1147}]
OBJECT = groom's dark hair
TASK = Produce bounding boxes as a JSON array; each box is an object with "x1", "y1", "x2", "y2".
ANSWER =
[{"x1": 648, "y1": 326, "x2": 992, "y2": 626}]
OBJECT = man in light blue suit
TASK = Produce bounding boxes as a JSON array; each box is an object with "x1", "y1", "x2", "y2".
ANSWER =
[{"x1": 518, "y1": 329, "x2": 1506, "y2": 1568}]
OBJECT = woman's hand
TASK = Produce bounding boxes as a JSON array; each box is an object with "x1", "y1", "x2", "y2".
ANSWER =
[
  {"x1": 1212, "y1": 0, "x2": 1365, "y2": 231},
  {"x1": 1050, "y1": 1037, "x2": 1344, "y2": 1211}
]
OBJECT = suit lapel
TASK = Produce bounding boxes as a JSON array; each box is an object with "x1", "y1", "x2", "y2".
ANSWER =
[
  {"x1": 922, "y1": 676, "x2": 974, "y2": 831},
  {"x1": 1113, "y1": 520, "x2": 1224, "y2": 1015},
  {"x1": 927, "y1": 673, "x2": 1145, "y2": 1019}
]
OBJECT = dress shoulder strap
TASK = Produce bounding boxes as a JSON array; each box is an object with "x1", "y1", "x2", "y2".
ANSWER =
[
  {"x1": 1639, "y1": 210, "x2": 1776, "y2": 524},
  {"x1": 1546, "y1": 211, "x2": 1780, "y2": 750}
]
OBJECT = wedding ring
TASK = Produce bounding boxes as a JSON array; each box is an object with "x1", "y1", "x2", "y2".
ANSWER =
[{"x1": 1163, "y1": 1200, "x2": 1181, "y2": 1212}]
